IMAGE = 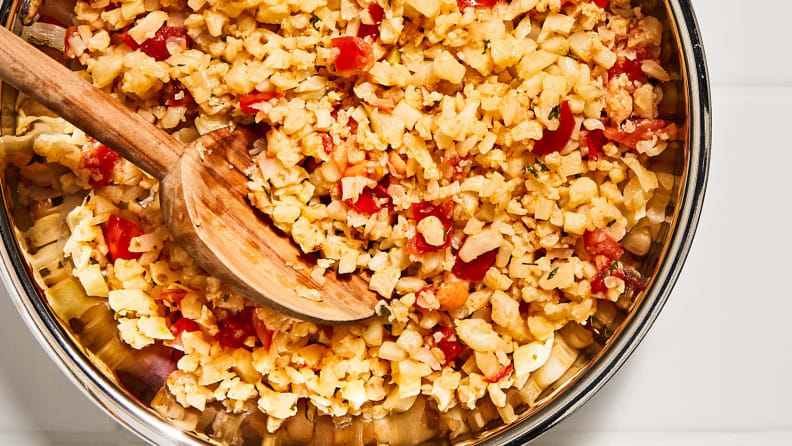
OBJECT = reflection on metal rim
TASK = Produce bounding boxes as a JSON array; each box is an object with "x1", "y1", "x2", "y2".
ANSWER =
[{"x1": 0, "y1": 0, "x2": 711, "y2": 444}]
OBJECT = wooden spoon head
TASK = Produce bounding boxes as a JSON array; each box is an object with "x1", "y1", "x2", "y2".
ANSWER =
[{"x1": 159, "y1": 126, "x2": 377, "y2": 324}]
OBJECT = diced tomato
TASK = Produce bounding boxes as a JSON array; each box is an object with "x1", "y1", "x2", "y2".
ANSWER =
[
  {"x1": 357, "y1": 3, "x2": 384, "y2": 39},
  {"x1": 340, "y1": 181, "x2": 392, "y2": 215},
  {"x1": 603, "y1": 119, "x2": 676, "y2": 149},
  {"x1": 412, "y1": 201, "x2": 454, "y2": 228},
  {"x1": 457, "y1": 0, "x2": 499, "y2": 8},
  {"x1": 117, "y1": 31, "x2": 139, "y2": 49},
  {"x1": 442, "y1": 155, "x2": 469, "y2": 181},
  {"x1": 322, "y1": 133, "x2": 334, "y2": 154},
  {"x1": 406, "y1": 201, "x2": 455, "y2": 255},
  {"x1": 64, "y1": 26, "x2": 81, "y2": 59},
  {"x1": 609, "y1": 46, "x2": 650, "y2": 82},
  {"x1": 170, "y1": 317, "x2": 200, "y2": 339},
  {"x1": 331, "y1": 109, "x2": 359, "y2": 136},
  {"x1": 591, "y1": 261, "x2": 623, "y2": 293},
  {"x1": 609, "y1": 57, "x2": 644, "y2": 82},
  {"x1": 534, "y1": 101, "x2": 575, "y2": 156},
  {"x1": 584, "y1": 128, "x2": 607, "y2": 161},
  {"x1": 433, "y1": 327, "x2": 463, "y2": 363},
  {"x1": 239, "y1": 91, "x2": 283, "y2": 114},
  {"x1": 251, "y1": 310, "x2": 274, "y2": 351},
  {"x1": 138, "y1": 26, "x2": 189, "y2": 61},
  {"x1": 159, "y1": 288, "x2": 187, "y2": 307},
  {"x1": 348, "y1": 116, "x2": 359, "y2": 135},
  {"x1": 485, "y1": 363, "x2": 514, "y2": 383},
  {"x1": 215, "y1": 308, "x2": 257, "y2": 349},
  {"x1": 452, "y1": 249, "x2": 497, "y2": 282},
  {"x1": 593, "y1": 0, "x2": 608, "y2": 7},
  {"x1": 164, "y1": 81, "x2": 195, "y2": 107},
  {"x1": 407, "y1": 232, "x2": 452, "y2": 255},
  {"x1": 104, "y1": 215, "x2": 143, "y2": 261},
  {"x1": 80, "y1": 141, "x2": 118, "y2": 187},
  {"x1": 591, "y1": 265, "x2": 609, "y2": 293},
  {"x1": 584, "y1": 229, "x2": 624, "y2": 261},
  {"x1": 331, "y1": 36, "x2": 374, "y2": 72}
]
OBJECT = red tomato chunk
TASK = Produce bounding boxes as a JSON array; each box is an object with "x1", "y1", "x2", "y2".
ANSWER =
[
  {"x1": 80, "y1": 141, "x2": 118, "y2": 187},
  {"x1": 433, "y1": 327, "x2": 463, "y2": 363},
  {"x1": 458, "y1": 0, "x2": 499, "y2": 8},
  {"x1": 159, "y1": 288, "x2": 187, "y2": 307},
  {"x1": 251, "y1": 310, "x2": 274, "y2": 351},
  {"x1": 584, "y1": 128, "x2": 607, "y2": 160},
  {"x1": 239, "y1": 91, "x2": 283, "y2": 114},
  {"x1": 609, "y1": 57, "x2": 643, "y2": 82},
  {"x1": 340, "y1": 181, "x2": 392, "y2": 215},
  {"x1": 583, "y1": 229, "x2": 624, "y2": 261},
  {"x1": 485, "y1": 363, "x2": 513, "y2": 383},
  {"x1": 64, "y1": 26, "x2": 81, "y2": 59},
  {"x1": 136, "y1": 26, "x2": 189, "y2": 61},
  {"x1": 164, "y1": 81, "x2": 195, "y2": 107},
  {"x1": 322, "y1": 133, "x2": 334, "y2": 154},
  {"x1": 591, "y1": 261, "x2": 623, "y2": 293},
  {"x1": 407, "y1": 201, "x2": 455, "y2": 255},
  {"x1": 118, "y1": 31, "x2": 139, "y2": 49},
  {"x1": 170, "y1": 316, "x2": 200, "y2": 339},
  {"x1": 603, "y1": 119, "x2": 676, "y2": 149},
  {"x1": 104, "y1": 215, "x2": 144, "y2": 261},
  {"x1": 332, "y1": 36, "x2": 373, "y2": 72},
  {"x1": 357, "y1": 3, "x2": 384, "y2": 39},
  {"x1": 533, "y1": 101, "x2": 575, "y2": 156},
  {"x1": 452, "y1": 249, "x2": 497, "y2": 282},
  {"x1": 215, "y1": 308, "x2": 257, "y2": 349}
]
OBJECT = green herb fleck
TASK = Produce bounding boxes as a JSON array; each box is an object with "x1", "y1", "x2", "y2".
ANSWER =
[
  {"x1": 608, "y1": 260, "x2": 620, "y2": 273},
  {"x1": 548, "y1": 105, "x2": 560, "y2": 120},
  {"x1": 525, "y1": 165, "x2": 538, "y2": 178},
  {"x1": 607, "y1": 219, "x2": 616, "y2": 227},
  {"x1": 547, "y1": 267, "x2": 559, "y2": 280},
  {"x1": 375, "y1": 304, "x2": 392, "y2": 319},
  {"x1": 310, "y1": 15, "x2": 321, "y2": 30},
  {"x1": 536, "y1": 159, "x2": 549, "y2": 171}
]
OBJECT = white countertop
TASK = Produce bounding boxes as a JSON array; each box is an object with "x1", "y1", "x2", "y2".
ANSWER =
[{"x1": 2, "y1": 0, "x2": 791, "y2": 444}]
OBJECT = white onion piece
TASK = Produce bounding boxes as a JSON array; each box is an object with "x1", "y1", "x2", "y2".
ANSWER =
[{"x1": 22, "y1": 22, "x2": 66, "y2": 51}]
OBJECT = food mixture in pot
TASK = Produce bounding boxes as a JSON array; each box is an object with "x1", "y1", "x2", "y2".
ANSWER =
[{"x1": 2, "y1": 0, "x2": 678, "y2": 441}]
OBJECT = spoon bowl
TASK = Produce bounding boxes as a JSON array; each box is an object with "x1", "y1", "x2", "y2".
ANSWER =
[{"x1": 161, "y1": 126, "x2": 377, "y2": 323}]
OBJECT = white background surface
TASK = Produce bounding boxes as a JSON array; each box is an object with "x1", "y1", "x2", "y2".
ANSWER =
[{"x1": 2, "y1": 0, "x2": 791, "y2": 444}]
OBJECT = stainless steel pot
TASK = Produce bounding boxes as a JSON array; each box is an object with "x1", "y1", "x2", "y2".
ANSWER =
[{"x1": 0, "y1": 1, "x2": 711, "y2": 444}]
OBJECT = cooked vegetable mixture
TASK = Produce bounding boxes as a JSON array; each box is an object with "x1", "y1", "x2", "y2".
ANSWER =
[{"x1": 2, "y1": 0, "x2": 679, "y2": 442}]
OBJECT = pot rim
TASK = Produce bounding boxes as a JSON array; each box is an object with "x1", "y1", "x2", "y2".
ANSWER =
[{"x1": 0, "y1": 0, "x2": 711, "y2": 444}]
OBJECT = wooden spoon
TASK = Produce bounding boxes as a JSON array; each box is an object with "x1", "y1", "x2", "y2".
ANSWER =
[{"x1": 0, "y1": 26, "x2": 378, "y2": 324}]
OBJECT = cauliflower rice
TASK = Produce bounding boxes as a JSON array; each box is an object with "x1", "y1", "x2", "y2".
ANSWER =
[{"x1": 2, "y1": 0, "x2": 680, "y2": 442}]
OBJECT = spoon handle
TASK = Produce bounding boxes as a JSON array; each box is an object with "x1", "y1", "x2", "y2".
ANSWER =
[{"x1": 0, "y1": 26, "x2": 182, "y2": 180}]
